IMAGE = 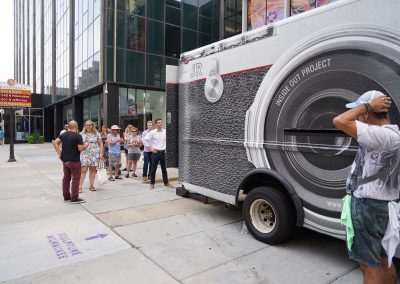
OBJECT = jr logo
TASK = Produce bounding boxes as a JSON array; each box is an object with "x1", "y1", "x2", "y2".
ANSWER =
[{"x1": 190, "y1": 63, "x2": 202, "y2": 78}]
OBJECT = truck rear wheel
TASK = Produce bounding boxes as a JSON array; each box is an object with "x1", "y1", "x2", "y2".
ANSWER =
[{"x1": 243, "y1": 187, "x2": 295, "y2": 245}]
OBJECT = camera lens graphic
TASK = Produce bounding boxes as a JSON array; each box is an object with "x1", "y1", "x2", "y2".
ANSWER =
[{"x1": 265, "y1": 50, "x2": 400, "y2": 199}]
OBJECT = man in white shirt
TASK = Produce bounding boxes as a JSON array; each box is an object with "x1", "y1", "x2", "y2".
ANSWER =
[
  {"x1": 142, "y1": 118, "x2": 173, "y2": 189},
  {"x1": 333, "y1": 90, "x2": 400, "y2": 284},
  {"x1": 141, "y1": 120, "x2": 153, "y2": 182}
]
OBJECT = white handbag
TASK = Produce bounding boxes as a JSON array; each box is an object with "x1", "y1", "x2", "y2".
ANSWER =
[{"x1": 96, "y1": 162, "x2": 108, "y2": 185}]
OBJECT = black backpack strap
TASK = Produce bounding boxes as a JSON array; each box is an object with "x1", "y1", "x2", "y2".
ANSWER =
[{"x1": 354, "y1": 153, "x2": 399, "y2": 188}]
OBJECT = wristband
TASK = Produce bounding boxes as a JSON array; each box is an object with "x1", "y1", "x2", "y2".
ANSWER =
[{"x1": 363, "y1": 103, "x2": 372, "y2": 112}]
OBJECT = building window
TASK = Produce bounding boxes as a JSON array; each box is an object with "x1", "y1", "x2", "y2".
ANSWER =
[
  {"x1": 119, "y1": 88, "x2": 166, "y2": 132},
  {"x1": 183, "y1": 0, "x2": 198, "y2": 30},
  {"x1": 147, "y1": 0, "x2": 164, "y2": 21},
  {"x1": 146, "y1": 19, "x2": 164, "y2": 55},
  {"x1": 14, "y1": 108, "x2": 44, "y2": 141},
  {"x1": 117, "y1": 11, "x2": 125, "y2": 48},
  {"x1": 116, "y1": 48, "x2": 125, "y2": 82},
  {"x1": 166, "y1": 0, "x2": 182, "y2": 8},
  {"x1": 107, "y1": 8, "x2": 114, "y2": 46},
  {"x1": 182, "y1": 28, "x2": 198, "y2": 52},
  {"x1": 199, "y1": 16, "x2": 212, "y2": 34},
  {"x1": 126, "y1": 50, "x2": 145, "y2": 84},
  {"x1": 146, "y1": 54, "x2": 164, "y2": 88},
  {"x1": 224, "y1": 0, "x2": 242, "y2": 38},
  {"x1": 126, "y1": 15, "x2": 145, "y2": 51},
  {"x1": 126, "y1": 0, "x2": 146, "y2": 16},
  {"x1": 83, "y1": 95, "x2": 100, "y2": 124},
  {"x1": 166, "y1": 6, "x2": 181, "y2": 26},
  {"x1": 165, "y1": 25, "x2": 181, "y2": 58}
]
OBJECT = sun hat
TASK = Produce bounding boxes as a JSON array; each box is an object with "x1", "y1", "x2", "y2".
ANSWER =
[
  {"x1": 345, "y1": 90, "x2": 385, "y2": 109},
  {"x1": 111, "y1": 125, "x2": 121, "y2": 130}
]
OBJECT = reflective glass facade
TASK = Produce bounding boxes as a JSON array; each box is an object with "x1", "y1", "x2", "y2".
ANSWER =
[
  {"x1": 106, "y1": 0, "x2": 221, "y2": 89},
  {"x1": 224, "y1": 0, "x2": 242, "y2": 37},
  {"x1": 56, "y1": 0, "x2": 69, "y2": 101},
  {"x1": 35, "y1": 0, "x2": 41, "y2": 94},
  {"x1": 43, "y1": 0, "x2": 52, "y2": 97},
  {"x1": 15, "y1": 0, "x2": 238, "y2": 139},
  {"x1": 74, "y1": 0, "x2": 101, "y2": 93},
  {"x1": 29, "y1": 0, "x2": 34, "y2": 87}
]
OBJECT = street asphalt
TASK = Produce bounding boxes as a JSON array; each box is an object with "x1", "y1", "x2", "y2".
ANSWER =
[{"x1": 0, "y1": 143, "x2": 398, "y2": 283}]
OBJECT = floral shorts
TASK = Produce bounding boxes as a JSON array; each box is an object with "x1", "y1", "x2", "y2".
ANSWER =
[{"x1": 108, "y1": 153, "x2": 121, "y2": 167}]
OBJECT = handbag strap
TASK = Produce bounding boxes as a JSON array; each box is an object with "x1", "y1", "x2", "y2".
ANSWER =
[{"x1": 98, "y1": 160, "x2": 105, "y2": 169}]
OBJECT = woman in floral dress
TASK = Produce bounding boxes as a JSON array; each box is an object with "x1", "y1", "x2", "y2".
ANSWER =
[{"x1": 79, "y1": 120, "x2": 103, "y2": 192}]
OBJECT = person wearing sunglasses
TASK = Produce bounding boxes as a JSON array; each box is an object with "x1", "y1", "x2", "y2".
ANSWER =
[
  {"x1": 79, "y1": 120, "x2": 103, "y2": 192},
  {"x1": 125, "y1": 127, "x2": 142, "y2": 178}
]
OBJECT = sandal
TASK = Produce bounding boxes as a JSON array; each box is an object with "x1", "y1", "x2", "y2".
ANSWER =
[
  {"x1": 115, "y1": 176, "x2": 123, "y2": 180},
  {"x1": 90, "y1": 187, "x2": 96, "y2": 192},
  {"x1": 109, "y1": 177, "x2": 115, "y2": 181}
]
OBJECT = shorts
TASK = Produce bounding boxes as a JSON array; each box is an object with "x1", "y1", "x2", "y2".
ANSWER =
[
  {"x1": 128, "y1": 153, "x2": 141, "y2": 161},
  {"x1": 108, "y1": 152, "x2": 121, "y2": 167},
  {"x1": 349, "y1": 196, "x2": 389, "y2": 267}
]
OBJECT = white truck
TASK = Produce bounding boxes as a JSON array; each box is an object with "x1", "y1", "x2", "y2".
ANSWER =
[{"x1": 165, "y1": 0, "x2": 400, "y2": 245}]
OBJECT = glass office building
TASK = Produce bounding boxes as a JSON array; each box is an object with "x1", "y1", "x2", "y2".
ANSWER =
[
  {"x1": 15, "y1": 0, "x2": 244, "y2": 140},
  {"x1": 14, "y1": 0, "x2": 338, "y2": 141}
]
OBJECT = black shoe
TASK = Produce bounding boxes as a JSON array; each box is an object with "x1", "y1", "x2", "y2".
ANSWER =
[
  {"x1": 125, "y1": 174, "x2": 129, "y2": 178},
  {"x1": 64, "y1": 197, "x2": 71, "y2": 202},
  {"x1": 132, "y1": 174, "x2": 137, "y2": 177},
  {"x1": 70, "y1": 198, "x2": 86, "y2": 204},
  {"x1": 122, "y1": 168, "x2": 127, "y2": 171}
]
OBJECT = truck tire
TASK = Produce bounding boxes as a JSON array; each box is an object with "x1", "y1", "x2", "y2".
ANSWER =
[{"x1": 243, "y1": 187, "x2": 295, "y2": 245}]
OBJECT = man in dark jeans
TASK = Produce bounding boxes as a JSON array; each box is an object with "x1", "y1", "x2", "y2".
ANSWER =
[
  {"x1": 53, "y1": 120, "x2": 89, "y2": 203},
  {"x1": 142, "y1": 118, "x2": 173, "y2": 190}
]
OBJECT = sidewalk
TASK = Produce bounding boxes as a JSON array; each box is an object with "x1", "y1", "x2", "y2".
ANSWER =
[{"x1": 0, "y1": 143, "x2": 366, "y2": 283}]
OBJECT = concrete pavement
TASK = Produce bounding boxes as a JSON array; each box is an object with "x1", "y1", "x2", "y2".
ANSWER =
[{"x1": 0, "y1": 143, "x2": 396, "y2": 283}]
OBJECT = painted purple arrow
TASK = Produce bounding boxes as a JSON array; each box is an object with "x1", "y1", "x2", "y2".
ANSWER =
[{"x1": 85, "y1": 233, "x2": 108, "y2": 241}]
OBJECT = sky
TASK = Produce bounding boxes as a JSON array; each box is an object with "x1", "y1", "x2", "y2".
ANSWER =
[{"x1": 0, "y1": 0, "x2": 14, "y2": 83}]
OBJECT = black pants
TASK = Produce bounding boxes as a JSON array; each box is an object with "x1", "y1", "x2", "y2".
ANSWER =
[
  {"x1": 142, "y1": 151, "x2": 152, "y2": 178},
  {"x1": 150, "y1": 152, "x2": 168, "y2": 185}
]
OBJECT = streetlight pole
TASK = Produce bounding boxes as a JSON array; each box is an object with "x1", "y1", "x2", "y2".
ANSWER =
[{"x1": 8, "y1": 109, "x2": 16, "y2": 162}]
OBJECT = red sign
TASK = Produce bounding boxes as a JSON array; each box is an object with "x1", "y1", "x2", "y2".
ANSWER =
[{"x1": 0, "y1": 80, "x2": 32, "y2": 108}]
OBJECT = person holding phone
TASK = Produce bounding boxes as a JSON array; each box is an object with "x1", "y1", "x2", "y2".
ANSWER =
[
  {"x1": 107, "y1": 125, "x2": 124, "y2": 181},
  {"x1": 125, "y1": 126, "x2": 142, "y2": 178}
]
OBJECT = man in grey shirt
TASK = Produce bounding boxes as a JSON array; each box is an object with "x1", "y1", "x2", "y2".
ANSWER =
[{"x1": 333, "y1": 90, "x2": 400, "y2": 284}]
